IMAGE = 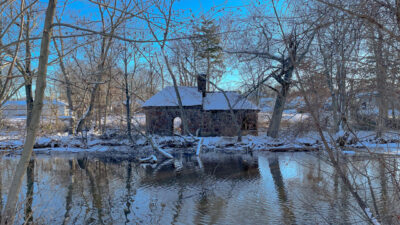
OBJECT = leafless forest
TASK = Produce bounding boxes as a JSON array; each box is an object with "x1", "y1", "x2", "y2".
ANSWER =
[{"x1": 1, "y1": 0, "x2": 400, "y2": 224}]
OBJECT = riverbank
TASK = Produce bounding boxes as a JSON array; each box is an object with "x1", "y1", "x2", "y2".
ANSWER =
[
  {"x1": 0, "y1": 129, "x2": 320, "y2": 154},
  {"x1": 2, "y1": 129, "x2": 400, "y2": 158}
]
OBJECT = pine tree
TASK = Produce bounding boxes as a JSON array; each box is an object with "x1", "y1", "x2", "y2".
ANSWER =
[{"x1": 193, "y1": 17, "x2": 225, "y2": 90}]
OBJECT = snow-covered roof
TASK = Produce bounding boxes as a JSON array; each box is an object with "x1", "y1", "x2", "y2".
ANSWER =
[
  {"x1": 142, "y1": 86, "x2": 202, "y2": 107},
  {"x1": 3, "y1": 100, "x2": 67, "y2": 106},
  {"x1": 142, "y1": 86, "x2": 259, "y2": 111},
  {"x1": 203, "y1": 92, "x2": 259, "y2": 110}
]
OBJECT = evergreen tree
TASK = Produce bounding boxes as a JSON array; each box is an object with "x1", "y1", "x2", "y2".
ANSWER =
[{"x1": 193, "y1": 17, "x2": 225, "y2": 90}]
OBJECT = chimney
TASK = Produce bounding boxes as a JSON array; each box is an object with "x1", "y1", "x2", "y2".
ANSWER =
[{"x1": 197, "y1": 74, "x2": 207, "y2": 97}]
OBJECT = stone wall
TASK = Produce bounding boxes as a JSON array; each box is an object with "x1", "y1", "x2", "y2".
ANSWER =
[
  {"x1": 144, "y1": 106, "x2": 258, "y2": 137},
  {"x1": 144, "y1": 106, "x2": 202, "y2": 135},
  {"x1": 201, "y1": 110, "x2": 258, "y2": 136}
]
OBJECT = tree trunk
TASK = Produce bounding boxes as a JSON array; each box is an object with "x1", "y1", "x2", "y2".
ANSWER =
[
  {"x1": 161, "y1": 48, "x2": 191, "y2": 135},
  {"x1": 24, "y1": 82, "x2": 33, "y2": 128},
  {"x1": 76, "y1": 34, "x2": 113, "y2": 133},
  {"x1": 102, "y1": 79, "x2": 111, "y2": 134},
  {"x1": 321, "y1": 47, "x2": 340, "y2": 133},
  {"x1": 76, "y1": 76, "x2": 102, "y2": 133},
  {"x1": 24, "y1": 12, "x2": 33, "y2": 128},
  {"x1": 54, "y1": 34, "x2": 74, "y2": 134},
  {"x1": 337, "y1": 49, "x2": 347, "y2": 131},
  {"x1": 1, "y1": 1, "x2": 57, "y2": 224},
  {"x1": 97, "y1": 94, "x2": 101, "y2": 130},
  {"x1": 267, "y1": 82, "x2": 290, "y2": 138},
  {"x1": 124, "y1": 58, "x2": 133, "y2": 141},
  {"x1": 373, "y1": 30, "x2": 387, "y2": 138}
]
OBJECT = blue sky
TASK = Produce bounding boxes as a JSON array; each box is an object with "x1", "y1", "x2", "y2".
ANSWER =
[
  {"x1": 18, "y1": 0, "x2": 271, "y2": 100},
  {"x1": 171, "y1": 0, "x2": 248, "y2": 90},
  {"x1": 60, "y1": 0, "x2": 249, "y2": 90}
]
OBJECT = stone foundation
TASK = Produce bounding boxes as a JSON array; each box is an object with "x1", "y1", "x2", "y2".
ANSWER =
[{"x1": 143, "y1": 106, "x2": 258, "y2": 137}]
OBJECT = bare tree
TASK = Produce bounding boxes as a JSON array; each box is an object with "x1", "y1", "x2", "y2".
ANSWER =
[
  {"x1": 75, "y1": 0, "x2": 139, "y2": 134},
  {"x1": 0, "y1": 0, "x2": 33, "y2": 111},
  {"x1": 1, "y1": 0, "x2": 57, "y2": 223},
  {"x1": 53, "y1": 13, "x2": 75, "y2": 133},
  {"x1": 144, "y1": 0, "x2": 192, "y2": 135},
  {"x1": 228, "y1": 2, "x2": 315, "y2": 138},
  {"x1": 315, "y1": 6, "x2": 362, "y2": 133},
  {"x1": 118, "y1": 35, "x2": 140, "y2": 142}
]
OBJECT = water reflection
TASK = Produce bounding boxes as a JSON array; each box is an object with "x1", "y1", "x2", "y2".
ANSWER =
[
  {"x1": 124, "y1": 162, "x2": 132, "y2": 224},
  {"x1": 267, "y1": 156, "x2": 296, "y2": 224},
  {"x1": 62, "y1": 160, "x2": 74, "y2": 225},
  {"x1": 0, "y1": 157, "x2": 2, "y2": 223},
  {"x1": 25, "y1": 159, "x2": 34, "y2": 224},
  {"x1": 1, "y1": 152, "x2": 399, "y2": 224}
]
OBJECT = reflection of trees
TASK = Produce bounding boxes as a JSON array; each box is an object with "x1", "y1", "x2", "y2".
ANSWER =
[
  {"x1": 194, "y1": 189, "x2": 209, "y2": 224},
  {"x1": 375, "y1": 156, "x2": 400, "y2": 225},
  {"x1": 193, "y1": 158, "x2": 221, "y2": 225},
  {"x1": 344, "y1": 156, "x2": 400, "y2": 223},
  {"x1": 62, "y1": 159, "x2": 75, "y2": 225},
  {"x1": 171, "y1": 186, "x2": 184, "y2": 225},
  {"x1": 379, "y1": 158, "x2": 390, "y2": 224},
  {"x1": 193, "y1": 181, "x2": 229, "y2": 225},
  {"x1": 124, "y1": 162, "x2": 133, "y2": 225},
  {"x1": 24, "y1": 159, "x2": 34, "y2": 224},
  {"x1": 87, "y1": 164, "x2": 105, "y2": 225},
  {"x1": 101, "y1": 163, "x2": 113, "y2": 223},
  {"x1": 268, "y1": 156, "x2": 296, "y2": 225},
  {"x1": 12, "y1": 153, "x2": 400, "y2": 224},
  {"x1": 0, "y1": 158, "x2": 2, "y2": 223},
  {"x1": 77, "y1": 158, "x2": 105, "y2": 225},
  {"x1": 192, "y1": 156, "x2": 250, "y2": 224},
  {"x1": 325, "y1": 166, "x2": 339, "y2": 223},
  {"x1": 339, "y1": 161, "x2": 350, "y2": 222}
]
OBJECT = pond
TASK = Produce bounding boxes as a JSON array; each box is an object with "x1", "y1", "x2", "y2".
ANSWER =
[{"x1": 0, "y1": 151, "x2": 398, "y2": 224}]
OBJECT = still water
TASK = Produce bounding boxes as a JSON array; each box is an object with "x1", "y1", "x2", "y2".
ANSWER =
[{"x1": 0, "y1": 151, "x2": 398, "y2": 224}]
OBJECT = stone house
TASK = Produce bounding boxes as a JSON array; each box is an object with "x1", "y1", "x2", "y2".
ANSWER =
[{"x1": 142, "y1": 75, "x2": 259, "y2": 136}]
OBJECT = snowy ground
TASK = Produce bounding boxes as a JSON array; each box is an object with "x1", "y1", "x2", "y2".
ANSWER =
[
  {"x1": 2, "y1": 113, "x2": 400, "y2": 157},
  {"x1": 2, "y1": 128, "x2": 400, "y2": 158},
  {"x1": 258, "y1": 109, "x2": 311, "y2": 126}
]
